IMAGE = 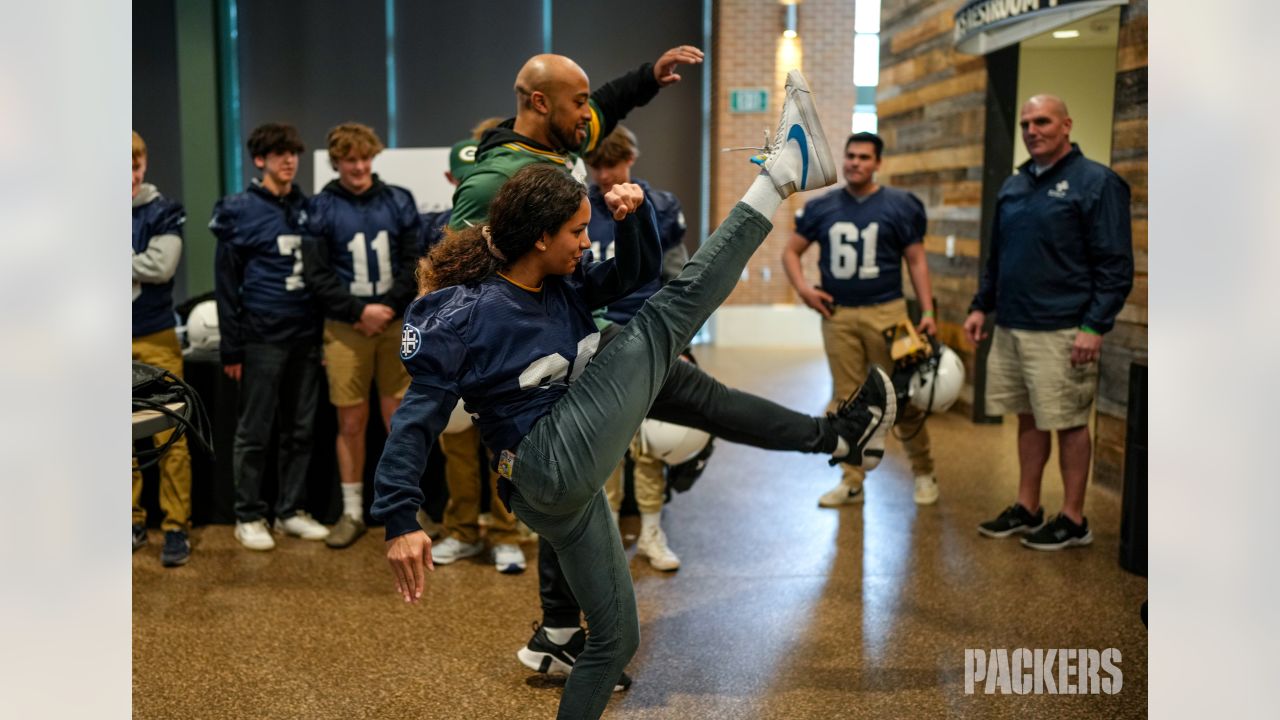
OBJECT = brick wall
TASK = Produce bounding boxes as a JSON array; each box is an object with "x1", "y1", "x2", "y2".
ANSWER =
[{"x1": 713, "y1": 0, "x2": 856, "y2": 305}]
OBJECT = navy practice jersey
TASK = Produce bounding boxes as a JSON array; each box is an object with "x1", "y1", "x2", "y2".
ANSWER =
[
  {"x1": 794, "y1": 186, "x2": 926, "y2": 307},
  {"x1": 371, "y1": 209, "x2": 661, "y2": 539},
  {"x1": 132, "y1": 190, "x2": 186, "y2": 337},
  {"x1": 418, "y1": 208, "x2": 452, "y2": 256},
  {"x1": 303, "y1": 177, "x2": 422, "y2": 321},
  {"x1": 210, "y1": 181, "x2": 319, "y2": 363},
  {"x1": 587, "y1": 179, "x2": 686, "y2": 324}
]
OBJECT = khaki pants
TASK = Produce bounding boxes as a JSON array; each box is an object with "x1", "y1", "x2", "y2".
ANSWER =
[
  {"x1": 820, "y1": 298, "x2": 934, "y2": 487},
  {"x1": 439, "y1": 424, "x2": 520, "y2": 545},
  {"x1": 604, "y1": 433, "x2": 665, "y2": 514},
  {"x1": 132, "y1": 328, "x2": 192, "y2": 531}
]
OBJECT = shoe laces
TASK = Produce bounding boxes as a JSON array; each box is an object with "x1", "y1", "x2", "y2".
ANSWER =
[
  {"x1": 832, "y1": 386, "x2": 874, "y2": 426},
  {"x1": 720, "y1": 128, "x2": 775, "y2": 166}
]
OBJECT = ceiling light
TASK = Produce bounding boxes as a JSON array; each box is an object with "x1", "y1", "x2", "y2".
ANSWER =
[{"x1": 1052, "y1": 30, "x2": 1080, "y2": 39}]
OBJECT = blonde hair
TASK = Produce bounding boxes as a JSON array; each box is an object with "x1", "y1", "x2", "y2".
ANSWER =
[
  {"x1": 132, "y1": 131, "x2": 147, "y2": 162},
  {"x1": 327, "y1": 122, "x2": 385, "y2": 167}
]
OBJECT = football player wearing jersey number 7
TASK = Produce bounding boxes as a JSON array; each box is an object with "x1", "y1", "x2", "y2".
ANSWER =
[
  {"x1": 372, "y1": 72, "x2": 894, "y2": 720},
  {"x1": 783, "y1": 131, "x2": 941, "y2": 508},
  {"x1": 211, "y1": 123, "x2": 329, "y2": 552}
]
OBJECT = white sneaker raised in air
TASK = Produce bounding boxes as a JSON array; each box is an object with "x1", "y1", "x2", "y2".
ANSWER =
[{"x1": 747, "y1": 70, "x2": 838, "y2": 197}]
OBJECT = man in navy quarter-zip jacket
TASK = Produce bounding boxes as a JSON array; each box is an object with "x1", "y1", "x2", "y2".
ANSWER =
[{"x1": 965, "y1": 94, "x2": 1133, "y2": 552}]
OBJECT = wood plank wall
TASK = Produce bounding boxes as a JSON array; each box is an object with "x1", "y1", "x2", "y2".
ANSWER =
[
  {"x1": 1094, "y1": 0, "x2": 1148, "y2": 490},
  {"x1": 878, "y1": 0, "x2": 1148, "y2": 490},
  {"x1": 877, "y1": 0, "x2": 985, "y2": 404}
]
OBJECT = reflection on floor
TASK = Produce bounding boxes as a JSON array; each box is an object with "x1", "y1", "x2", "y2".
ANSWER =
[{"x1": 133, "y1": 346, "x2": 1147, "y2": 719}]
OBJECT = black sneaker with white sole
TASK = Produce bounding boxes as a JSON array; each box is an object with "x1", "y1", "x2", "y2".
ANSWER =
[
  {"x1": 977, "y1": 503, "x2": 1045, "y2": 538},
  {"x1": 516, "y1": 622, "x2": 632, "y2": 692},
  {"x1": 827, "y1": 365, "x2": 896, "y2": 471},
  {"x1": 1021, "y1": 513, "x2": 1093, "y2": 551}
]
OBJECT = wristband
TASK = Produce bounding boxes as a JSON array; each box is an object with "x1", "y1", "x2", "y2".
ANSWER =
[
  {"x1": 1080, "y1": 325, "x2": 1100, "y2": 336},
  {"x1": 922, "y1": 310, "x2": 935, "y2": 318}
]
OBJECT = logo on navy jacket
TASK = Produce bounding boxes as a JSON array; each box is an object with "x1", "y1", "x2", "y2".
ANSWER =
[
  {"x1": 1048, "y1": 180, "x2": 1070, "y2": 199},
  {"x1": 400, "y1": 325, "x2": 421, "y2": 359}
]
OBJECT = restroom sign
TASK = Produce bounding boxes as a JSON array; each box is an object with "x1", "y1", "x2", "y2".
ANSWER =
[{"x1": 730, "y1": 88, "x2": 769, "y2": 113}]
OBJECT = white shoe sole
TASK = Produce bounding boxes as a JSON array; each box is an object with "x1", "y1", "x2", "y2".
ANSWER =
[
  {"x1": 859, "y1": 366, "x2": 897, "y2": 471},
  {"x1": 517, "y1": 647, "x2": 630, "y2": 692}
]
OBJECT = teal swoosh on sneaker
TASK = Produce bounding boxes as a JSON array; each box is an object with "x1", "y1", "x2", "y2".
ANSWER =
[{"x1": 787, "y1": 123, "x2": 808, "y2": 189}]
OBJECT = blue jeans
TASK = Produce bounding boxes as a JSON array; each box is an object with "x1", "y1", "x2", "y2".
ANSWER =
[{"x1": 509, "y1": 203, "x2": 772, "y2": 719}]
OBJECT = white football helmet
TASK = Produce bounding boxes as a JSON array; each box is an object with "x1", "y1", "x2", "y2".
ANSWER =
[
  {"x1": 443, "y1": 398, "x2": 475, "y2": 434},
  {"x1": 639, "y1": 419, "x2": 712, "y2": 465},
  {"x1": 906, "y1": 343, "x2": 964, "y2": 413},
  {"x1": 183, "y1": 300, "x2": 220, "y2": 358}
]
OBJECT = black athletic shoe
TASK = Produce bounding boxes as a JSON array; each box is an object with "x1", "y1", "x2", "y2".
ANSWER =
[
  {"x1": 827, "y1": 365, "x2": 896, "y2": 471},
  {"x1": 516, "y1": 622, "x2": 632, "y2": 692},
  {"x1": 977, "y1": 503, "x2": 1045, "y2": 538},
  {"x1": 1021, "y1": 513, "x2": 1093, "y2": 551},
  {"x1": 161, "y1": 529, "x2": 191, "y2": 567},
  {"x1": 132, "y1": 524, "x2": 148, "y2": 553}
]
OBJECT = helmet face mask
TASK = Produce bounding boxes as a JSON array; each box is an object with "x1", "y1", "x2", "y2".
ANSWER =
[{"x1": 904, "y1": 343, "x2": 964, "y2": 413}]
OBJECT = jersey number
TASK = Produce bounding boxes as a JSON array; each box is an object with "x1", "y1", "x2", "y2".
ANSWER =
[
  {"x1": 518, "y1": 333, "x2": 601, "y2": 390},
  {"x1": 827, "y1": 221, "x2": 880, "y2": 280},
  {"x1": 277, "y1": 235, "x2": 305, "y2": 290},
  {"x1": 348, "y1": 231, "x2": 393, "y2": 296}
]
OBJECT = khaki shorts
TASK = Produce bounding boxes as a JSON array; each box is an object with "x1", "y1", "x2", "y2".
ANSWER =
[
  {"x1": 985, "y1": 326, "x2": 1098, "y2": 431},
  {"x1": 322, "y1": 319, "x2": 410, "y2": 407}
]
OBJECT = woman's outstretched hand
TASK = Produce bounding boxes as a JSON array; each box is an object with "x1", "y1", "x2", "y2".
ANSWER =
[
  {"x1": 604, "y1": 183, "x2": 645, "y2": 220},
  {"x1": 386, "y1": 530, "x2": 433, "y2": 604}
]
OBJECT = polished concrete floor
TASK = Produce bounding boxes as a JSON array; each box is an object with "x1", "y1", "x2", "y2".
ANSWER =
[{"x1": 133, "y1": 346, "x2": 1147, "y2": 719}]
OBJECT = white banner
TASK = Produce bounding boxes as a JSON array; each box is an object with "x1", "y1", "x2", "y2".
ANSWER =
[{"x1": 312, "y1": 147, "x2": 456, "y2": 213}]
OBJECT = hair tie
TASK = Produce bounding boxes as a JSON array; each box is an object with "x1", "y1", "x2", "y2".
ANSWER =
[{"x1": 482, "y1": 226, "x2": 506, "y2": 261}]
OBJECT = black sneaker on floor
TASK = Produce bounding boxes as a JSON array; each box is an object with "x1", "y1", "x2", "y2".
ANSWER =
[
  {"x1": 516, "y1": 622, "x2": 632, "y2": 692},
  {"x1": 132, "y1": 524, "x2": 148, "y2": 553},
  {"x1": 1021, "y1": 513, "x2": 1093, "y2": 551},
  {"x1": 161, "y1": 529, "x2": 191, "y2": 567},
  {"x1": 977, "y1": 503, "x2": 1045, "y2": 539},
  {"x1": 827, "y1": 365, "x2": 896, "y2": 471}
]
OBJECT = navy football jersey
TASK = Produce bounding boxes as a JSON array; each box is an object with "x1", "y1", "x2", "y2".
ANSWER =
[
  {"x1": 587, "y1": 179, "x2": 686, "y2": 324},
  {"x1": 794, "y1": 186, "x2": 926, "y2": 307},
  {"x1": 372, "y1": 210, "x2": 661, "y2": 539},
  {"x1": 210, "y1": 181, "x2": 319, "y2": 362},
  {"x1": 132, "y1": 187, "x2": 186, "y2": 337},
  {"x1": 304, "y1": 177, "x2": 422, "y2": 320}
]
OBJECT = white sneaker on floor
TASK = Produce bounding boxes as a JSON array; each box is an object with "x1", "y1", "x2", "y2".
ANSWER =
[
  {"x1": 818, "y1": 481, "x2": 864, "y2": 508},
  {"x1": 235, "y1": 519, "x2": 275, "y2": 551},
  {"x1": 492, "y1": 543, "x2": 527, "y2": 574},
  {"x1": 914, "y1": 475, "x2": 939, "y2": 505},
  {"x1": 636, "y1": 525, "x2": 681, "y2": 571},
  {"x1": 275, "y1": 510, "x2": 329, "y2": 540},
  {"x1": 431, "y1": 536, "x2": 484, "y2": 565},
  {"x1": 751, "y1": 69, "x2": 838, "y2": 196}
]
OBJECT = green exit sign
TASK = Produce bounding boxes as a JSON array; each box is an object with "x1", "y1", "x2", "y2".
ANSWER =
[{"x1": 730, "y1": 88, "x2": 769, "y2": 113}]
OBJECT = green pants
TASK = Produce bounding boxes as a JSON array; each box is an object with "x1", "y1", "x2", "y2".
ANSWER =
[{"x1": 509, "y1": 203, "x2": 772, "y2": 719}]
